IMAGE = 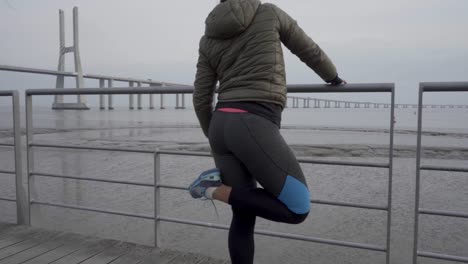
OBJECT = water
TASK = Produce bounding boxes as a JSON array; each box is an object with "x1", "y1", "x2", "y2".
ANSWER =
[{"x1": 0, "y1": 106, "x2": 467, "y2": 264}]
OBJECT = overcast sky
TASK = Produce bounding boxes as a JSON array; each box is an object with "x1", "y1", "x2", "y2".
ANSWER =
[{"x1": 1, "y1": 0, "x2": 467, "y2": 105}]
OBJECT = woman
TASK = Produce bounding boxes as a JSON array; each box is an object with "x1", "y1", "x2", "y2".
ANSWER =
[{"x1": 190, "y1": 0, "x2": 344, "y2": 263}]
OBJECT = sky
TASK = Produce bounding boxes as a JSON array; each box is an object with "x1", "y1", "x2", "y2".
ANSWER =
[{"x1": 1, "y1": 0, "x2": 467, "y2": 105}]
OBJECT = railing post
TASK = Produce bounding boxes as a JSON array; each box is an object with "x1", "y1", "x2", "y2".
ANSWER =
[
  {"x1": 154, "y1": 151, "x2": 161, "y2": 248},
  {"x1": 129, "y1": 81, "x2": 134, "y2": 110},
  {"x1": 25, "y1": 93, "x2": 34, "y2": 226},
  {"x1": 99, "y1": 79, "x2": 105, "y2": 110},
  {"x1": 12, "y1": 91, "x2": 29, "y2": 225},
  {"x1": 108, "y1": 79, "x2": 114, "y2": 110},
  {"x1": 137, "y1": 82, "x2": 142, "y2": 110},
  {"x1": 413, "y1": 84, "x2": 424, "y2": 264},
  {"x1": 386, "y1": 85, "x2": 395, "y2": 264}
]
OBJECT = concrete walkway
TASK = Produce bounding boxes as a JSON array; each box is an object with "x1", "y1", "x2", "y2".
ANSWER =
[{"x1": 0, "y1": 223, "x2": 228, "y2": 264}]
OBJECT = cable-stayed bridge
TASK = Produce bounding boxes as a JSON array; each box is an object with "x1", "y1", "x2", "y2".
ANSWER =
[{"x1": 2, "y1": 64, "x2": 468, "y2": 110}]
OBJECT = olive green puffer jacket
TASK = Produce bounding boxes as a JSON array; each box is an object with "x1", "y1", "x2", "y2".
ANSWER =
[{"x1": 193, "y1": 0, "x2": 337, "y2": 137}]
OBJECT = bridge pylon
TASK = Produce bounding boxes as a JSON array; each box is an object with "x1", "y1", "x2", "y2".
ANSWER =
[{"x1": 53, "y1": 7, "x2": 89, "y2": 110}]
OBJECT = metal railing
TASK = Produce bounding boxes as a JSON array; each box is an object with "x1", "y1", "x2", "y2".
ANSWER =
[
  {"x1": 0, "y1": 90, "x2": 28, "y2": 225},
  {"x1": 24, "y1": 84, "x2": 394, "y2": 263},
  {"x1": 413, "y1": 82, "x2": 468, "y2": 263},
  {"x1": 0, "y1": 64, "x2": 189, "y2": 110}
]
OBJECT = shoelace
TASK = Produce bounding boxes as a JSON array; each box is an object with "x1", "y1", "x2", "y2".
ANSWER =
[{"x1": 201, "y1": 198, "x2": 220, "y2": 222}]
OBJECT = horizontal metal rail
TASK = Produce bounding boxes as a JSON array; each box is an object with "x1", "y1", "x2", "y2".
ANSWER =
[
  {"x1": 157, "y1": 150, "x2": 212, "y2": 158},
  {"x1": 0, "y1": 170, "x2": 15, "y2": 175},
  {"x1": 420, "y1": 165, "x2": 468, "y2": 173},
  {"x1": 158, "y1": 183, "x2": 188, "y2": 191},
  {"x1": 413, "y1": 82, "x2": 468, "y2": 264},
  {"x1": 419, "y1": 208, "x2": 468, "y2": 219},
  {"x1": 27, "y1": 87, "x2": 194, "y2": 95},
  {"x1": 31, "y1": 143, "x2": 155, "y2": 154},
  {"x1": 286, "y1": 83, "x2": 393, "y2": 93},
  {"x1": 31, "y1": 200, "x2": 154, "y2": 220},
  {"x1": 25, "y1": 84, "x2": 394, "y2": 96},
  {"x1": 0, "y1": 143, "x2": 14, "y2": 147},
  {"x1": 32, "y1": 171, "x2": 154, "y2": 187},
  {"x1": 421, "y1": 82, "x2": 468, "y2": 92},
  {"x1": 312, "y1": 199, "x2": 387, "y2": 211},
  {"x1": 0, "y1": 197, "x2": 16, "y2": 202},
  {"x1": 37, "y1": 194, "x2": 377, "y2": 249},
  {"x1": 158, "y1": 216, "x2": 386, "y2": 252},
  {"x1": 0, "y1": 64, "x2": 169, "y2": 85},
  {"x1": 159, "y1": 183, "x2": 387, "y2": 211},
  {"x1": 158, "y1": 150, "x2": 390, "y2": 168},
  {"x1": 298, "y1": 158, "x2": 389, "y2": 168},
  {"x1": 418, "y1": 251, "x2": 468, "y2": 263},
  {"x1": 0, "y1": 91, "x2": 15, "y2": 96},
  {"x1": 30, "y1": 145, "x2": 389, "y2": 169},
  {"x1": 1, "y1": 65, "x2": 76, "y2": 77}
]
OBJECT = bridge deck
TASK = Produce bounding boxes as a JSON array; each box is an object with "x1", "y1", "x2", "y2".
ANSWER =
[{"x1": 0, "y1": 223, "x2": 227, "y2": 264}]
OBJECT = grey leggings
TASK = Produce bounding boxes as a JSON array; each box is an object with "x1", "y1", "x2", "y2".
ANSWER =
[{"x1": 208, "y1": 110, "x2": 310, "y2": 264}]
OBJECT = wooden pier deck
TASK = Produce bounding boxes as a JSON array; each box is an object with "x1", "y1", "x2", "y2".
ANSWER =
[{"x1": 0, "y1": 223, "x2": 227, "y2": 264}]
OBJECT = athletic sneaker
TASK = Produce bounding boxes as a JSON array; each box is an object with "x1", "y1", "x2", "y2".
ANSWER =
[{"x1": 189, "y1": 168, "x2": 222, "y2": 199}]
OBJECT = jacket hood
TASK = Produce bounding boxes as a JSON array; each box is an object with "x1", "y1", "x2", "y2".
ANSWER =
[{"x1": 205, "y1": 0, "x2": 261, "y2": 39}]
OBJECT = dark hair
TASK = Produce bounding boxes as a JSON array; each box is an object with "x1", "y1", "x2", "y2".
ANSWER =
[{"x1": 220, "y1": 0, "x2": 227, "y2": 2}]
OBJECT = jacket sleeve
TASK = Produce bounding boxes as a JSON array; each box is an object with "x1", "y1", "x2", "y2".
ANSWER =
[
  {"x1": 271, "y1": 5, "x2": 338, "y2": 82},
  {"x1": 193, "y1": 45, "x2": 217, "y2": 138}
]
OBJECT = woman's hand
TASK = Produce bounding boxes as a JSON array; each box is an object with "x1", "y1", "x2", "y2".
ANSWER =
[{"x1": 328, "y1": 76, "x2": 346, "y2": 85}]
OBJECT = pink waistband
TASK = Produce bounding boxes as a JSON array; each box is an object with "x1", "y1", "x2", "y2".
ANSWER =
[{"x1": 217, "y1": 108, "x2": 248, "y2": 113}]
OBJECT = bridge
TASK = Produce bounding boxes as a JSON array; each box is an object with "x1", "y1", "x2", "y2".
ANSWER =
[
  {"x1": 2, "y1": 64, "x2": 468, "y2": 110},
  {"x1": 1, "y1": 9, "x2": 466, "y2": 111},
  {"x1": 286, "y1": 96, "x2": 468, "y2": 109}
]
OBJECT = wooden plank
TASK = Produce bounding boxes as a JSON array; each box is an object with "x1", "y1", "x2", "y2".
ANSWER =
[
  {"x1": 79, "y1": 242, "x2": 136, "y2": 264},
  {"x1": 0, "y1": 238, "x2": 63, "y2": 264},
  {"x1": 0, "y1": 227, "x2": 46, "y2": 250},
  {"x1": 136, "y1": 249, "x2": 180, "y2": 264},
  {"x1": 0, "y1": 224, "x2": 17, "y2": 233},
  {"x1": 107, "y1": 244, "x2": 154, "y2": 264},
  {"x1": 0, "y1": 232, "x2": 87, "y2": 264},
  {"x1": 162, "y1": 250, "x2": 226, "y2": 264},
  {"x1": 0, "y1": 240, "x2": 37, "y2": 260},
  {"x1": 20, "y1": 234, "x2": 101, "y2": 264},
  {"x1": 0, "y1": 237, "x2": 26, "y2": 251},
  {"x1": 49, "y1": 238, "x2": 119, "y2": 264},
  {"x1": 0, "y1": 230, "x2": 62, "y2": 261},
  {"x1": 0, "y1": 225, "x2": 33, "y2": 237},
  {"x1": 0, "y1": 224, "x2": 227, "y2": 264},
  {"x1": 0, "y1": 227, "x2": 52, "y2": 248}
]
